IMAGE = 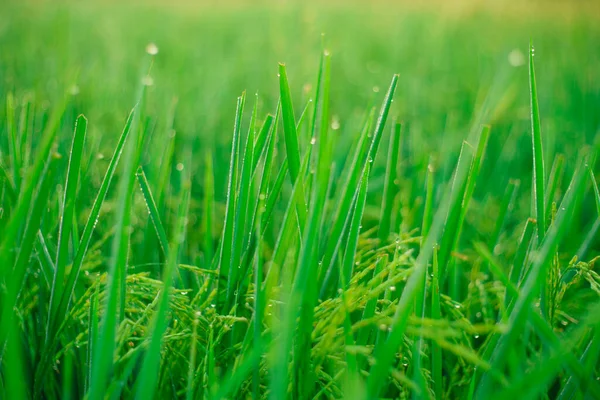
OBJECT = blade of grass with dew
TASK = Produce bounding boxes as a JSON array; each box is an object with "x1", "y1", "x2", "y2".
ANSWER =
[
  {"x1": 278, "y1": 63, "x2": 307, "y2": 233},
  {"x1": 234, "y1": 113, "x2": 279, "y2": 280},
  {"x1": 245, "y1": 114, "x2": 276, "y2": 246},
  {"x1": 216, "y1": 93, "x2": 245, "y2": 309},
  {"x1": 48, "y1": 115, "x2": 87, "y2": 332},
  {"x1": 341, "y1": 164, "x2": 370, "y2": 288},
  {"x1": 275, "y1": 68, "x2": 297, "y2": 161},
  {"x1": 136, "y1": 166, "x2": 169, "y2": 258},
  {"x1": 227, "y1": 97, "x2": 257, "y2": 309},
  {"x1": 379, "y1": 121, "x2": 401, "y2": 243},
  {"x1": 529, "y1": 42, "x2": 546, "y2": 241},
  {"x1": 251, "y1": 114, "x2": 274, "y2": 173},
  {"x1": 135, "y1": 180, "x2": 190, "y2": 399},
  {"x1": 476, "y1": 156, "x2": 589, "y2": 398}
]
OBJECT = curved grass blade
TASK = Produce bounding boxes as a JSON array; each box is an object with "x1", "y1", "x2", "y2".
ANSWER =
[{"x1": 136, "y1": 166, "x2": 169, "y2": 258}]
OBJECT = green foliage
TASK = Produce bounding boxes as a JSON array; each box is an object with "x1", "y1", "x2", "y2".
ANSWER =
[{"x1": 1, "y1": 1, "x2": 600, "y2": 399}]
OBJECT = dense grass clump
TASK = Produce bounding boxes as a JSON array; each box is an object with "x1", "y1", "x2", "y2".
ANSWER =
[{"x1": 1, "y1": 1, "x2": 600, "y2": 399}]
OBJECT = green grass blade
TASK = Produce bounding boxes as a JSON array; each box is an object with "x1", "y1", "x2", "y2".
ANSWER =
[
  {"x1": 136, "y1": 166, "x2": 170, "y2": 258},
  {"x1": 216, "y1": 93, "x2": 245, "y2": 308},
  {"x1": 341, "y1": 164, "x2": 370, "y2": 288},
  {"x1": 278, "y1": 63, "x2": 308, "y2": 233},
  {"x1": 589, "y1": 162, "x2": 600, "y2": 219},
  {"x1": 203, "y1": 151, "x2": 215, "y2": 266},
  {"x1": 226, "y1": 96, "x2": 256, "y2": 308},
  {"x1": 529, "y1": 42, "x2": 546, "y2": 239},
  {"x1": 278, "y1": 64, "x2": 302, "y2": 184},
  {"x1": 545, "y1": 154, "x2": 565, "y2": 214},
  {"x1": 48, "y1": 115, "x2": 87, "y2": 331},
  {"x1": 379, "y1": 121, "x2": 401, "y2": 243},
  {"x1": 89, "y1": 100, "x2": 143, "y2": 400}
]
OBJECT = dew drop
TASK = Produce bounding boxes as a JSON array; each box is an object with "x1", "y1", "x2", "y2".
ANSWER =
[
  {"x1": 141, "y1": 75, "x2": 154, "y2": 86},
  {"x1": 69, "y1": 84, "x2": 80, "y2": 96},
  {"x1": 146, "y1": 42, "x2": 159, "y2": 55}
]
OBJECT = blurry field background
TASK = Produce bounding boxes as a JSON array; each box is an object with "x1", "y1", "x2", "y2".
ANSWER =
[{"x1": 1, "y1": 0, "x2": 600, "y2": 398}]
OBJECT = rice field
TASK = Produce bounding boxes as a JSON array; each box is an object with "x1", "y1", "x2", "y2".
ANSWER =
[{"x1": 1, "y1": 0, "x2": 600, "y2": 398}]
